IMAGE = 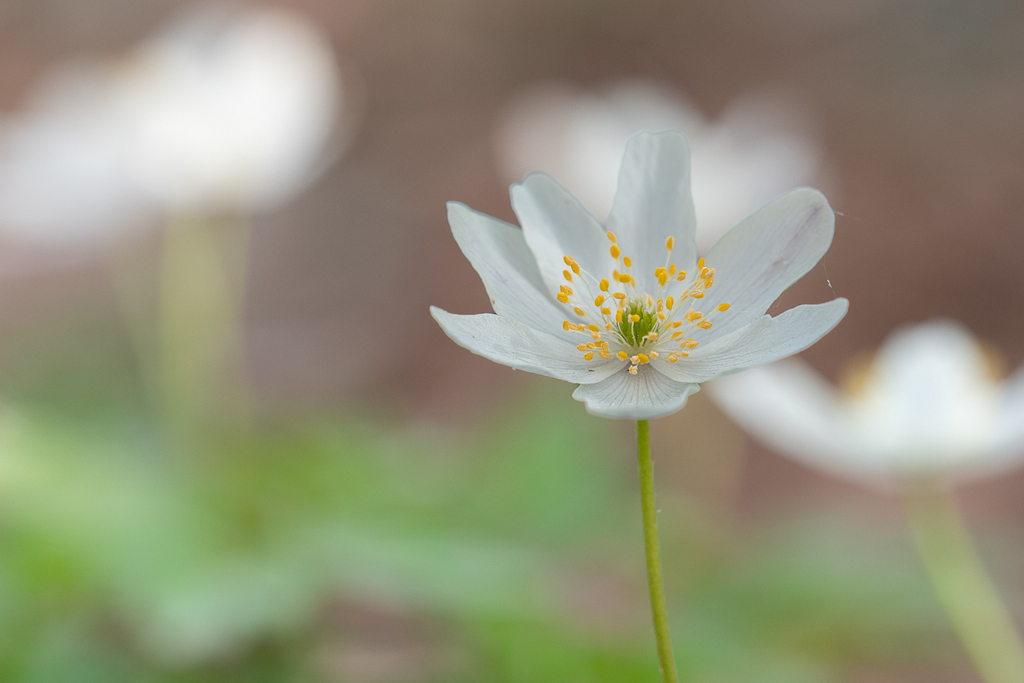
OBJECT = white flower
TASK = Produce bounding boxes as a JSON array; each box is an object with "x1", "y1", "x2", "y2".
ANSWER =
[
  {"x1": 0, "y1": 4, "x2": 344, "y2": 246},
  {"x1": 494, "y1": 80, "x2": 826, "y2": 251},
  {"x1": 432, "y1": 131, "x2": 847, "y2": 420},
  {"x1": 707, "y1": 320, "x2": 1024, "y2": 485}
]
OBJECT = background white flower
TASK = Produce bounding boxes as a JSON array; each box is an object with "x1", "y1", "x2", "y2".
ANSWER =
[
  {"x1": 708, "y1": 320, "x2": 1024, "y2": 486},
  {"x1": 433, "y1": 131, "x2": 847, "y2": 420},
  {"x1": 494, "y1": 79, "x2": 828, "y2": 251},
  {"x1": 0, "y1": 3, "x2": 347, "y2": 247}
]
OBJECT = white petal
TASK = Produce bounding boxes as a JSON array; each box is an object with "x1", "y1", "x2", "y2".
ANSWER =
[
  {"x1": 431, "y1": 307, "x2": 620, "y2": 384},
  {"x1": 700, "y1": 187, "x2": 835, "y2": 340},
  {"x1": 705, "y1": 360, "x2": 886, "y2": 483},
  {"x1": 447, "y1": 202, "x2": 573, "y2": 341},
  {"x1": 510, "y1": 172, "x2": 615, "y2": 294},
  {"x1": 606, "y1": 131, "x2": 698, "y2": 292},
  {"x1": 652, "y1": 298, "x2": 848, "y2": 383},
  {"x1": 572, "y1": 365, "x2": 699, "y2": 420}
]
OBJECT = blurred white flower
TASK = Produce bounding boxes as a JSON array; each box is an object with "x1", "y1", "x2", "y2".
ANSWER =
[
  {"x1": 494, "y1": 80, "x2": 828, "y2": 251},
  {"x1": 708, "y1": 320, "x2": 1024, "y2": 486},
  {"x1": 0, "y1": 4, "x2": 346, "y2": 246}
]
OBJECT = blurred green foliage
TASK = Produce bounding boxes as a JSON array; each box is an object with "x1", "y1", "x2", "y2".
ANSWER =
[{"x1": 0, "y1": 289, "x2": 955, "y2": 681}]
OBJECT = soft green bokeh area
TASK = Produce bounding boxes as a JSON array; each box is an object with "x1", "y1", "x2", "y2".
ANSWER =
[{"x1": 0, "y1": 298, "x2": 957, "y2": 682}]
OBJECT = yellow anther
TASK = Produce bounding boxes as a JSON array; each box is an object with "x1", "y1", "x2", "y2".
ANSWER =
[
  {"x1": 571, "y1": 262, "x2": 580, "y2": 274},
  {"x1": 630, "y1": 355, "x2": 640, "y2": 364},
  {"x1": 672, "y1": 331, "x2": 683, "y2": 339},
  {"x1": 594, "y1": 294, "x2": 605, "y2": 306},
  {"x1": 650, "y1": 352, "x2": 658, "y2": 359},
  {"x1": 703, "y1": 278, "x2": 713, "y2": 288},
  {"x1": 645, "y1": 294, "x2": 653, "y2": 307},
  {"x1": 577, "y1": 343, "x2": 588, "y2": 351},
  {"x1": 607, "y1": 230, "x2": 617, "y2": 243},
  {"x1": 617, "y1": 351, "x2": 629, "y2": 361},
  {"x1": 563, "y1": 321, "x2": 571, "y2": 331},
  {"x1": 628, "y1": 365, "x2": 638, "y2": 375},
  {"x1": 666, "y1": 296, "x2": 674, "y2": 310},
  {"x1": 584, "y1": 351, "x2": 594, "y2": 361},
  {"x1": 601, "y1": 307, "x2": 611, "y2": 315},
  {"x1": 599, "y1": 278, "x2": 609, "y2": 291},
  {"x1": 557, "y1": 292, "x2": 569, "y2": 304},
  {"x1": 680, "y1": 351, "x2": 690, "y2": 358},
  {"x1": 698, "y1": 257, "x2": 705, "y2": 269},
  {"x1": 668, "y1": 264, "x2": 677, "y2": 277},
  {"x1": 666, "y1": 236, "x2": 674, "y2": 250},
  {"x1": 586, "y1": 342, "x2": 595, "y2": 349},
  {"x1": 686, "y1": 310, "x2": 703, "y2": 322},
  {"x1": 563, "y1": 255, "x2": 573, "y2": 266},
  {"x1": 599, "y1": 350, "x2": 611, "y2": 359},
  {"x1": 629, "y1": 314, "x2": 640, "y2": 323},
  {"x1": 655, "y1": 267, "x2": 666, "y2": 278},
  {"x1": 717, "y1": 303, "x2": 731, "y2": 311},
  {"x1": 676, "y1": 272, "x2": 687, "y2": 281},
  {"x1": 618, "y1": 273, "x2": 632, "y2": 284},
  {"x1": 657, "y1": 312, "x2": 666, "y2": 320},
  {"x1": 630, "y1": 276, "x2": 637, "y2": 288},
  {"x1": 667, "y1": 354, "x2": 679, "y2": 363},
  {"x1": 698, "y1": 320, "x2": 713, "y2": 329},
  {"x1": 563, "y1": 270, "x2": 573, "y2": 281},
  {"x1": 692, "y1": 291, "x2": 705, "y2": 299},
  {"x1": 646, "y1": 332, "x2": 658, "y2": 340},
  {"x1": 681, "y1": 338, "x2": 699, "y2": 349},
  {"x1": 657, "y1": 272, "x2": 668, "y2": 286},
  {"x1": 574, "y1": 307, "x2": 586, "y2": 316},
  {"x1": 637, "y1": 354, "x2": 650, "y2": 364},
  {"x1": 615, "y1": 309, "x2": 623, "y2": 323},
  {"x1": 613, "y1": 292, "x2": 626, "y2": 300},
  {"x1": 591, "y1": 332, "x2": 601, "y2": 340},
  {"x1": 672, "y1": 320, "x2": 683, "y2": 328},
  {"x1": 587, "y1": 324, "x2": 599, "y2": 332},
  {"x1": 605, "y1": 324, "x2": 613, "y2": 330},
  {"x1": 611, "y1": 245, "x2": 621, "y2": 259},
  {"x1": 623, "y1": 256, "x2": 632, "y2": 267}
]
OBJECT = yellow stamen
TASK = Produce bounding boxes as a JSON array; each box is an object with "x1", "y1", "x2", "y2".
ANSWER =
[
  {"x1": 577, "y1": 344, "x2": 588, "y2": 351},
  {"x1": 557, "y1": 292, "x2": 568, "y2": 304},
  {"x1": 667, "y1": 354, "x2": 679, "y2": 363},
  {"x1": 618, "y1": 273, "x2": 632, "y2": 284},
  {"x1": 601, "y1": 307, "x2": 611, "y2": 315},
  {"x1": 629, "y1": 314, "x2": 640, "y2": 323},
  {"x1": 637, "y1": 353, "x2": 650, "y2": 364},
  {"x1": 607, "y1": 230, "x2": 617, "y2": 243},
  {"x1": 666, "y1": 236, "x2": 674, "y2": 250},
  {"x1": 584, "y1": 352, "x2": 594, "y2": 361},
  {"x1": 599, "y1": 278, "x2": 609, "y2": 291},
  {"x1": 611, "y1": 245, "x2": 621, "y2": 259},
  {"x1": 698, "y1": 320, "x2": 713, "y2": 329},
  {"x1": 623, "y1": 256, "x2": 632, "y2": 267},
  {"x1": 574, "y1": 307, "x2": 586, "y2": 316},
  {"x1": 698, "y1": 257, "x2": 705, "y2": 269},
  {"x1": 563, "y1": 270, "x2": 573, "y2": 281},
  {"x1": 617, "y1": 351, "x2": 629, "y2": 361},
  {"x1": 587, "y1": 324, "x2": 599, "y2": 332},
  {"x1": 599, "y1": 350, "x2": 611, "y2": 359},
  {"x1": 666, "y1": 296, "x2": 674, "y2": 310},
  {"x1": 628, "y1": 365, "x2": 638, "y2": 375},
  {"x1": 717, "y1": 303, "x2": 730, "y2": 311},
  {"x1": 594, "y1": 294, "x2": 605, "y2": 306},
  {"x1": 616, "y1": 309, "x2": 623, "y2": 323}
]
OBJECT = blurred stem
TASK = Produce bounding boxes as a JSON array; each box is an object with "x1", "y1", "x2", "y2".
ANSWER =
[
  {"x1": 903, "y1": 480, "x2": 1024, "y2": 683},
  {"x1": 159, "y1": 214, "x2": 253, "y2": 433},
  {"x1": 636, "y1": 419, "x2": 679, "y2": 683}
]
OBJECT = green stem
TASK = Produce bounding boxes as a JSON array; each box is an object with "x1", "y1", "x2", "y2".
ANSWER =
[
  {"x1": 903, "y1": 480, "x2": 1024, "y2": 683},
  {"x1": 636, "y1": 419, "x2": 679, "y2": 683}
]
